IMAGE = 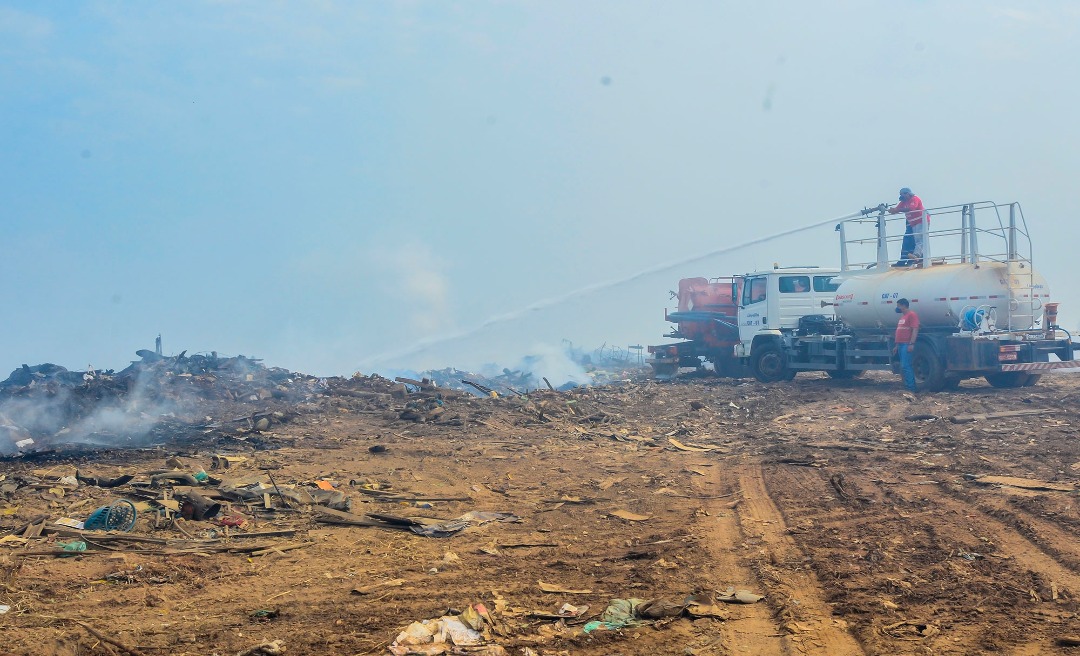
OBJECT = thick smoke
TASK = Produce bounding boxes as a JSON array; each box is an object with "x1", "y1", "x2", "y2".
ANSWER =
[
  {"x1": 484, "y1": 344, "x2": 591, "y2": 389},
  {"x1": 0, "y1": 367, "x2": 191, "y2": 456}
]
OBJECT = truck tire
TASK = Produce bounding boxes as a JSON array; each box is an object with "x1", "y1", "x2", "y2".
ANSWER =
[
  {"x1": 751, "y1": 344, "x2": 789, "y2": 383},
  {"x1": 649, "y1": 363, "x2": 678, "y2": 379},
  {"x1": 912, "y1": 343, "x2": 946, "y2": 392},
  {"x1": 1023, "y1": 374, "x2": 1042, "y2": 387},
  {"x1": 984, "y1": 372, "x2": 1032, "y2": 388}
]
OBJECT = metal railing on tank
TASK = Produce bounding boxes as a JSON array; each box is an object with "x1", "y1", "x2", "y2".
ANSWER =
[
  {"x1": 836, "y1": 201, "x2": 1033, "y2": 272},
  {"x1": 836, "y1": 201, "x2": 1040, "y2": 333}
]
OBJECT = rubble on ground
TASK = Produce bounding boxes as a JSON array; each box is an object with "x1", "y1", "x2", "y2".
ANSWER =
[
  {"x1": 0, "y1": 348, "x2": 651, "y2": 456},
  {"x1": 7, "y1": 347, "x2": 1080, "y2": 655}
]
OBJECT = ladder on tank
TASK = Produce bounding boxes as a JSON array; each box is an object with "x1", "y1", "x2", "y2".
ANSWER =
[{"x1": 1000, "y1": 203, "x2": 1039, "y2": 332}]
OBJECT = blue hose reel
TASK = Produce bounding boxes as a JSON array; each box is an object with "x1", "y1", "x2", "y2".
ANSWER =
[{"x1": 961, "y1": 307, "x2": 986, "y2": 331}]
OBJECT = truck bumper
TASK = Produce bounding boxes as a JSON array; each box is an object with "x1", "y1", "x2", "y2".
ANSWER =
[{"x1": 999, "y1": 361, "x2": 1080, "y2": 372}]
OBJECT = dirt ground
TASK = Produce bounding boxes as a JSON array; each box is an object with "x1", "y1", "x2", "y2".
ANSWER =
[{"x1": 5, "y1": 370, "x2": 1080, "y2": 655}]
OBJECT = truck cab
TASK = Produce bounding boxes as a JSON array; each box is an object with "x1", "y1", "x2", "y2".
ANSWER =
[
  {"x1": 735, "y1": 268, "x2": 842, "y2": 353},
  {"x1": 734, "y1": 265, "x2": 851, "y2": 380}
]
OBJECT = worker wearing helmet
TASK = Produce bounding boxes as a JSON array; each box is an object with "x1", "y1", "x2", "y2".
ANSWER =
[{"x1": 889, "y1": 188, "x2": 929, "y2": 266}]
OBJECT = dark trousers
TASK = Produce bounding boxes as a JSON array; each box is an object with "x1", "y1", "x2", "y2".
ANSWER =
[{"x1": 895, "y1": 224, "x2": 915, "y2": 266}]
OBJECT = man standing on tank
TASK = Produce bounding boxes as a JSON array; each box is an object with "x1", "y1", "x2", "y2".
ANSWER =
[
  {"x1": 893, "y1": 298, "x2": 920, "y2": 391},
  {"x1": 889, "y1": 188, "x2": 928, "y2": 266}
]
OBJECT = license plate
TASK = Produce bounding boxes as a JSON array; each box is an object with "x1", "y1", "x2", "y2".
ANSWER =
[{"x1": 999, "y1": 353, "x2": 1018, "y2": 361}]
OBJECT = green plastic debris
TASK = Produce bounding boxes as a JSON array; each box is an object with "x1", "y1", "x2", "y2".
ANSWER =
[{"x1": 583, "y1": 598, "x2": 646, "y2": 633}]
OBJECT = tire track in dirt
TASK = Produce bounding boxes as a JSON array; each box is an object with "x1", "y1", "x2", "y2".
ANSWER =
[
  {"x1": 764, "y1": 463, "x2": 1033, "y2": 652},
  {"x1": 933, "y1": 484, "x2": 1080, "y2": 587},
  {"x1": 728, "y1": 460, "x2": 865, "y2": 655},
  {"x1": 764, "y1": 462, "x2": 1080, "y2": 653},
  {"x1": 698, "y1": 462, "x2": 787, "y2": 655}
]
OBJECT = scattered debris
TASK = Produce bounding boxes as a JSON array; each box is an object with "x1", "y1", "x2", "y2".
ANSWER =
[
  {"x1": 352, "y1": 578, "x2": 406, "y2": 595},
  {"x1": 949, "y1": 409, "x2": 1056, "y2": 424},
  {"x1": 583, "y1": 592, "x2": 736, "y2": 632},
  {"x1": 538, "y1": 581, "x2": 593, "y2": 594},
  {"x1": 389, "y1": 603, "x2": 506, "y2": 656},
  {"x1": 527, "y1": 602, "x2": 590, "y2": 621},
  {"x1": 234, "y1": 640, "x2": 287, "y2": 656}
]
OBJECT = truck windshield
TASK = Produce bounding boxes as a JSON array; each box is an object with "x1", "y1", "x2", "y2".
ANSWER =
[{"x1": 743, "y1": 276, "x2": 767, "y2": 304}]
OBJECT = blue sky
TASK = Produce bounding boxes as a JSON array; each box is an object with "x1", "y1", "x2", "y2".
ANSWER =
[{"x1": 3, "y1": 1, "x2": 1080, "y2": 377}]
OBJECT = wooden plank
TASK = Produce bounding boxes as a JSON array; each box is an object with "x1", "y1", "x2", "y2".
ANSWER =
[
  {"x1": 949, "y1": 409, "x2": 1056, "y2": 424},
  {"x1": 310, "y1": 506, "x2": 409, "y2": 528}
]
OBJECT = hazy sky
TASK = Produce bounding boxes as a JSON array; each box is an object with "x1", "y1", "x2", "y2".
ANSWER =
[{"x1": 3, "y1": 1, "x2": 1079, "y2": 378}]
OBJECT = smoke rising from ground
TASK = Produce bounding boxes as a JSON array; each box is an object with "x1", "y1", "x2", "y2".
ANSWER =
[
  {"x1": 504, "y1": 344, "x2": 591, "y2": 388},
  {"x1": 0, "y1": 370, "x2": 188, "y2": 456}
]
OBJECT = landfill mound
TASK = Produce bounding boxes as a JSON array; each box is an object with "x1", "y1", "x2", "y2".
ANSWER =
[
  {"x1": 4, "y1": 356, "x2": 1080, "y2": 655},
  {"x1": 0, "y1": 351, "x2": 639, "y2": 457}
]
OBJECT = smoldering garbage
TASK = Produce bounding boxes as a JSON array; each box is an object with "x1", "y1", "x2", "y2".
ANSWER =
[
  {"x1": 0, "y1": 350, "x2": 326, "y2": 456},
  {"x1": 0, "y1": 346, "x2": 643, "y2": 457}
]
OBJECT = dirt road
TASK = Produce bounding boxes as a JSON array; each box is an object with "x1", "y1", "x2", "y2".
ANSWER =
[{"x1": 4, "y1": 372, "x2": 1080, "y2": 655}]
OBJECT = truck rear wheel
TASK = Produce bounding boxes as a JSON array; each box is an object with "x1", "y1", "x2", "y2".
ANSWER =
[
  {"x1": 985, "y1": 372, "x2": 1033, "y2": 388},
  {"x1": 751, "y1": 344, "x2": 789, "y2": 383},
  {"x1": 912, "y1": 343, "x2": 946, "y2": 392}
]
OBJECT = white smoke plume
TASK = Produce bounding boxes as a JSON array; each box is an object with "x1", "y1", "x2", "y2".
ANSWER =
[
  {"x1": 482, "y1": 343, "x2": 591, "y2": 389},
  {"x1": 372, "y1": 241, "x2": 454, "y2": 338},
  {"x1": 0, "y1": 368, "x2": 193, "y2": 456}
]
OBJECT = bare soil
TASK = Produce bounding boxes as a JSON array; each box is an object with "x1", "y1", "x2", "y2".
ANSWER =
[{"x1": 5, "y1": 371, "x2": 1080, "y2": 655}]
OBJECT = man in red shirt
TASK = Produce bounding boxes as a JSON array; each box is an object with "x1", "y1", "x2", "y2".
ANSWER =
[
  {"x1": 888, "y1": 188, "x2": 929, "y2": 266},
  {"x1": 892, "y1": 298, "x2": 920, "y2": 391}
]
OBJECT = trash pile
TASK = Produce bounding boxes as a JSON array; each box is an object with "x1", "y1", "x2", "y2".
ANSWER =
[
  {"x1": 417, "y1": 362, "x2": 650, "y2": 397},
  {"x1": 0, "y1": 342, "x2": 659, "y2": 456},
  {"x1": 0, "y1": 351, "x2": 327, "y2": 456},
  {"x1": 421, "y1": 367, "x2": 539, "y2": 396},
  {"x1": 0, "y1": 453, "x2": 522, "y2": 558},
  {"x1": 390, "y1": 602, "x2": 506, "y2": 656},
  {"x1": 384, "y1": 588, "x2": 763, "y2": 655},
  {"x1": 0, "y1": 351, "x2": 318, "y2": 402}
]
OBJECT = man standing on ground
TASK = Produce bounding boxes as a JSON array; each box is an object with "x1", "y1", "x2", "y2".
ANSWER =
[
  {"x1": 893, "y1": 298, "x2": 920, "y2": 391},
  {"x1": 889, "y1": 188, "x2": 928, "y2": 266}
]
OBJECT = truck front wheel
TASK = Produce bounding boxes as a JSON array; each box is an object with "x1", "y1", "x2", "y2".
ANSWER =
[{"x1": 751, "y1": 344, "x2": 789, "y2": 383}]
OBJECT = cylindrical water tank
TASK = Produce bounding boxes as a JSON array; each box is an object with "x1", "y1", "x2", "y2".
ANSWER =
[{"x1": 833, "y1": 262, "x2": 1050, "y2": 331}]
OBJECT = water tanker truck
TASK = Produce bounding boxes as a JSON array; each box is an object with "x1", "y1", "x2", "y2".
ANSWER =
[{"x1": 648, "y1": 200, "x2": 1076, "y2": 390}]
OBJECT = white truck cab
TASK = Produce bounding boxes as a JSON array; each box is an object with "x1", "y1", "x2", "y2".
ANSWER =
[{"x1": 734, "y1": 267, "x2": 842, "y2": 356}]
